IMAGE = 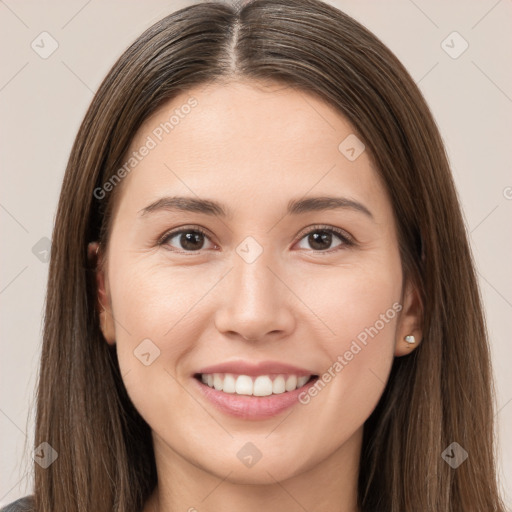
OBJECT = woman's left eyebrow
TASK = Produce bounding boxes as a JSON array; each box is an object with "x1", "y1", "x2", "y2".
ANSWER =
[
  {"x1": 287, "y1": 196, "x2": 374, "y2": 220},
  {"x1": 137, "y1": 195, "x2": 374, "y2": 221}
]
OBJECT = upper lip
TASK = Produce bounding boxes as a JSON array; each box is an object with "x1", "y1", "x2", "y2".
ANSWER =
[{"x1": 195, "y1": 360, "x2": 317, "y2": 377}]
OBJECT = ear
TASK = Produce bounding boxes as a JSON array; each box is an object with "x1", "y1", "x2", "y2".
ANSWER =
[
  {"x1": 394, "y1": 276, "x2": 423, "y2": 357},
  {"x1": 87, "y1": 242, "x2": 116, "y2": 345}
]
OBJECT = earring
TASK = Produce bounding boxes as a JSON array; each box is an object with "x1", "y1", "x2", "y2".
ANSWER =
[{"x1": 404, "y1": 335, "x2": 416, "y2": 344}]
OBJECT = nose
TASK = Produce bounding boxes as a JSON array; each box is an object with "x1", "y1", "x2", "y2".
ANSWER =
[{"x1": 214, "y1": 250, "x2": 295, "y2": 342}]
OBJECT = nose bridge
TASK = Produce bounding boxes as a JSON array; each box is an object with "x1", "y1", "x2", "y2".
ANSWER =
[
  {"x1": 233, "y1": 247, "x2": 275, "y2": 308},
  {"x1": 214, "y1": 240, "x2": 293, "y2": 339}
]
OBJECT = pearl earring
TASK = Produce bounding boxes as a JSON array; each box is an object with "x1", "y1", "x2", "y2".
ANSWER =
[{"x1": 404, "y1": 335, "x2": 416, "y2": 344}]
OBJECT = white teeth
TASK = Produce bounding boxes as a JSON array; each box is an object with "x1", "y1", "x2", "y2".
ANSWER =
[
  {"x1": 297, "y1": 376, "x2": 309, "y2": 388},
  {"x1": 253, "y1": 376, "x2": 273, "y2": 396},
  {"x1": 272, "y1": 375, "x2": 286, "y2": 394},
  {"x1": 213, "y1": 374, "x2": 223, "y2": 391},
  {"x1": 199, "y1": 373, "x2": 314, "y2": 396},
  {"x1": 223, "y1": 373, "x2": 236, "y2": 393},
  {"x1": 285, "y1": 375, "x2": 297, "y2": 391},
  {"x1": 235, "y1": 375, "x2": 253, "y2": 395}
]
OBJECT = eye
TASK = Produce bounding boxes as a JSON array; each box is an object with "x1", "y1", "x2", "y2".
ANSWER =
[
  {"x1": 295, "y1": 225, "x2": 354, "y2": 252},
  {"x1": 158, "y1": 226, "x2": 216, "y2": 253},
  {"x1": 157, "y1": 224, "x2": 354, "y2": 254}
]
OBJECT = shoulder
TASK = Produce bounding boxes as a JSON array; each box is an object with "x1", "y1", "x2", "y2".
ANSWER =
[{"x1": 0, "y1": 495, "x2": 35, "y2": 512}]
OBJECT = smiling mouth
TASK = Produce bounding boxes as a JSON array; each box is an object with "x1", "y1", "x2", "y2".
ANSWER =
[{"x1": 194, "y1": 373, "x2": 319, "y2": 397}]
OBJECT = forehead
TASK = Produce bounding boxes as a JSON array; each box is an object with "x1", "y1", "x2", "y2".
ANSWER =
[
  {"x1": 114, "y1": 79, "x2": 389, "y2": 220},
  {"x1": 132, "y1": 79, "x2": 360, "y2": 163}
]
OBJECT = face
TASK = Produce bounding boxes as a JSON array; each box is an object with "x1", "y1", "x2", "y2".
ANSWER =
[{"x1": 89, "y1": 80, "x2": 422, "y2": 484}]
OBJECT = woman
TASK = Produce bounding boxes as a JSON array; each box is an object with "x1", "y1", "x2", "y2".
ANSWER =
[{"x1": 2, "y1": 0, "x2": 507, "y2": 511}]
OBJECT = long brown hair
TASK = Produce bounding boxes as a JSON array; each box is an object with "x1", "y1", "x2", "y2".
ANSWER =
[{"x1": 33, "y1": 0, "x2": 506, "y2": 510}]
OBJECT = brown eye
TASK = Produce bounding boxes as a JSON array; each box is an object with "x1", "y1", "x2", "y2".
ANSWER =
[
  {"x1": 295, "y1": 226, "x2": 354, "y2": 252},
  {"x1": 159, "y1": 228, "x2": 215, "y2": 252}
]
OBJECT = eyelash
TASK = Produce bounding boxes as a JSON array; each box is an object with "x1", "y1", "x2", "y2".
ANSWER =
[{"x1": 156, "y1": 224, "x2": 355, "y2": 254}]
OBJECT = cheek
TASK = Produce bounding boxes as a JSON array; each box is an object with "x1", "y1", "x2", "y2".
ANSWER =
[
  {"x1": 109, "y1": 258, "x2": 214, "y2": 339},
  {"x1": 294, "y1": 260, "x2": 402, "y2": 435},
  {"x1": 107, "y1": 264, "x2": 210, "y2": 435},
  {"x1": 107, "y1": 260, "x2": 208, "y2": 394},
  {"x1": 297, "y1": 255, "x2": 402, "y2": 345},
  {"x1": 301, "y1": 265, "x2": 402, "y2": 444}
]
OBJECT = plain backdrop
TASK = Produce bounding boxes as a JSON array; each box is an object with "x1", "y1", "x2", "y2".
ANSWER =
[{"x1": 1, "y1": 0, "x2": 511, "y2": 507}]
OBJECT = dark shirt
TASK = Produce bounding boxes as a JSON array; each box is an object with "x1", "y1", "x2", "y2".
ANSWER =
[{"x1": 0, "y1": 496, "x2": 34, "y2": 512}]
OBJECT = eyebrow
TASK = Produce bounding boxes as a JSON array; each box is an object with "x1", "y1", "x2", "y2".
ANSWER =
[{"x1": 138, "y1": 195, "x2": 374, "y2": 220}]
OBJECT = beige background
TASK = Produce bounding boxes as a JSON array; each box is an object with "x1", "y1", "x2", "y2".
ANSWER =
[{"x1": 1, "y1": 0, "x2": 511, "y2": 506}]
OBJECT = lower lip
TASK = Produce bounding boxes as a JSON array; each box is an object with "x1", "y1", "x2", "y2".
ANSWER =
[{"x1": 192, "y1": 376, "x2": 319, "y2": 420}]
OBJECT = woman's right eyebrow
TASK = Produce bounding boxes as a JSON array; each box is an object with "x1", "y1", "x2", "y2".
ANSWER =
[{"x1": 138, "y1": 196, "x2": 228, "y2": 218}]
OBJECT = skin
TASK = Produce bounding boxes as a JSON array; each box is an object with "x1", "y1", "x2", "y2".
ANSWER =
[{"x1": 87, "y1": 80, "x2": 422, "y2": 512}]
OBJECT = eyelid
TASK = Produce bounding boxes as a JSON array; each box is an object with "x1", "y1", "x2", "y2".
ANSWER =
[
  {"x1": 156, "y1": 224, "x2": 217, "y2": 249},
  {"x1": 294, "y1": 224, "x2": 355, "y2": 246}
]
